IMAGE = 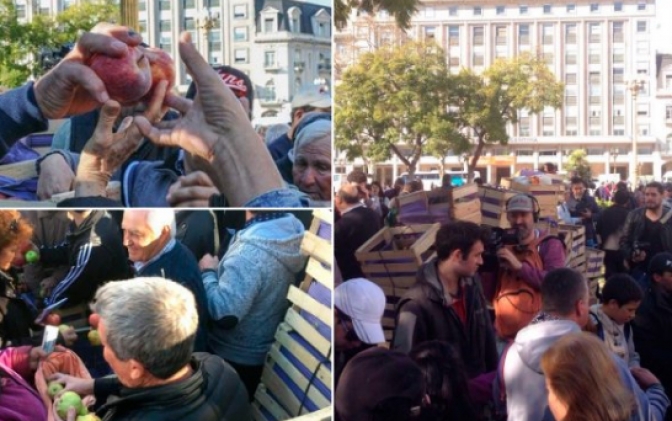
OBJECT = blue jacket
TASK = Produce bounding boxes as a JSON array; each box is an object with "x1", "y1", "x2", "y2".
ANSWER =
[
  {"x1": 0, "y1": 83, "x2": 48, "y2": 158},
  {"x1": 201, "y1": 214, "x2": 307, "y2": 365},
  {"x1": 137, "y1": 241, "x2": 210, "y2": 353}
]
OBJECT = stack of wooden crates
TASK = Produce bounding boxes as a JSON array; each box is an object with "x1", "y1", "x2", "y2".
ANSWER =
[
  {"x1": 355, "y1": 224, "x2": 440, "y2": 342},
  {"x1": 252, "y1": 210, "x2": 333, "y2": 420}
]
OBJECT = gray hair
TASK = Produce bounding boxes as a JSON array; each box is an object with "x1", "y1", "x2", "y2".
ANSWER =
[
  {"x1": 93, "y1": 277, "x2": 198, "y2": 379},
  {"x1": 142, "y1": 209, "x2": 176, "y2": 239},
  {"x1": 289, "y1": 116, "x2": 331, "y2": 163},
  {"x1": 265, "y1": 123, "x2": 290, "y2": 145}
]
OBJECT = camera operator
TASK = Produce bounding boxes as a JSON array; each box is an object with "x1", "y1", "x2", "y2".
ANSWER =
[
  {"x1": 567, "y1": 177, "x2": 601, "y2": 247},
  {"x1": 620, "y1": 182, "x2": 672, "y2": 289},
  {"x1": 493, "y1": 194, "x2": 566, "y2": 339}
]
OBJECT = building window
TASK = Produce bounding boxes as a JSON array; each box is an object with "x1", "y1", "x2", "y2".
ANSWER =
[
  {"x1": 665, "y1": 75, "x2": 672, "y2": 89},
  {"x1": 543, "y1": 52, "x2": 554, "y2": 65},
  {"x1": 639, "y1": 125, "x2": 649, "y2": 136},
  {"x1": 160, "y1": 35, "x2": 171, "y2": 52},
  {"x1": 184, "y1": 17, "x2": 195, "y2": 30},
  {"x1": 564, "y1": 23, "x2": 576, "y2": 44},
  {"x1": 449, "y1": 6, "x2": 457, "y2": 16},
  {"x1": 496, "y1": 6, "x2": 505, "y2": 15},
  {"x1": 566, "y1": 52, "x2": 577, "y2": 65},
  {"x1": 473, "y1": 53, "x2": 484, "y2": 66},
  {"x1": 495, "y1": 26, "x2": 507, "y2": 45},
  {"x1": 613, "y1": 68, "x2": 624, "y2": 83},
  {"x1": 317, "y1": 21, "x2": 329, "y2": 37},
  {"x1": 590, "y1": 3, "x2": 599, "y2": 12},
  {"x1": 589, "y1": 129, "x2": 602, "y2": 136},
  {"x1": 264, "y1": 80, "x2": 276, "y2": 101},
  {"x1": 565, "y1": 73, "x2": 577, "y2": 84},
  {"x1": 16, "y1": 4, "x2": 25, "y2": 18},
  {"x1": 519, "y1": 117, "x2": 530, "y2": 136},
  {"x1": 208, "y1": 31, "x2": 221, "y2": 51},
  {"x1": 520, "y1": 5, "x2": 528, "y2": 14},
  {"x1": 542, "y1": 24, "x2": 553, "y2": 45},
  {"x1": 566, "y1": 116, "x2": 577, "y2": 126},
  {"x1": 234, "y1": 27, "x2": 247, "y2": 41},
  {"x1": 543, "y1": 116, "x2": 554, "y2": 126},
  {"x1": 614, "y1": 2, "x2": 623, "y2": 11},
  {"x1": 613, "y1": 47, "x2": 625, "y2": 63},
  {"x1": 473, "y1": 6, "x2": 482, "y2": 16},
  {"x1": 637, "y1": 104, "x2": 649, "y2": 117},
  {"x1": 637, "y1": 21, "x2": 647, "y2": 33},
  {"x1": 614, "y1": 129, "x2": 625, "y2": 135},
  {"x1": 589, "y1": 72, "x2": 600, "y2": 84},
  {"x1": 183, "y1": 0, "x2": 195, "y2": 8},
  {"x1": 210, "y1": 0, "x2": 221, "y2": 6},
  {"x1": 139, "y1": 20, "x2": 147, "y2": 33},
  {"x1": 567, "y1": 4, "x2": 575, "y2": 12},
  {"x1": 234, "y1": 4, "x2": 247, "y2": 19},
  {"x1": 638, "y1": 2, "x2": 646, "y2": 10},
  {"x1": 160, "y1": 20, "x2": 171, "y2": 32},
  {"x1": 138, "y1": 0, "x2": 146, "y2": 11},
  {"x1": 448, "y1": 26, "x2": 459, "y2": 46},
  {"x1": 543, "y1": 4, "x2": 551, "y2": 14},
  {"x1": 159, "y1": 0, "x2": 171, "y2": 11},
  {"x1": 613, "y1": 21, "x2": 624, "y2": 42},
  {"x1": 234, "y1": 49, "x2": 248, "y2": 63},
  {"x1": 264, "y1": 18, "x2": 275, "y2": 33},
  {"x1": 589, "y1": 23, "x2": 601, "y2": 43},
  {"x1": 666, "y1": 105, "x2": 672, "y2": 120},
  {"x1": 424, "y1": 26, "x2": 436, "y2": 40},
  {"x1": 264, "y1": 51, "x2": 275, "y2": 67},
  {"x1": 473, "y1": 27, "x2": 484, "y2": 46},
  {"x1": 518, "y1": 24, "x2": 530, "y2": 45},
  {"x1": 613, "y1": 115, "x2": 625, "y2": 125}
]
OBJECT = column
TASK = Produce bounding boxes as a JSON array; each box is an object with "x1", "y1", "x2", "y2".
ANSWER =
[
  {"x1": 533, "y1": 151, "x2": 540, "y2": 171},
  {"x1": 557, "y1": 151, "x2": 563, "y2": 172},
  {"x1": 604, "y1": 151, "x2": 611, "y2": 175},
  {"x1": 654, "y1": 151, "x2": 663, "y2": 180}
]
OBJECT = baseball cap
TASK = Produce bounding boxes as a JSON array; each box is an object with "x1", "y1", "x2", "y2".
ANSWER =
[
  {"x1": 291, "y1": 85, "x2": 331, "y2": 109},
  {"x1": 335, "y1": 347, "x2": 424, "y2": 421},
  {"x1": 334, "y1": 278, "x2": 386, "y2": 344},
  {"x1": 506, "y1": 194, "x2": 534, "y2": 213},
  {"x1": 648, "y1": 252, "x2": 672, "y2": 275}
]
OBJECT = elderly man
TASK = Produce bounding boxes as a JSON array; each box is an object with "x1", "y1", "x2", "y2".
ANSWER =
[
  {"x1": 121, "y1": 209, "x2": 209, "y2": 352},
  {"x1": 198, "y1": 211, "x2": 306, "y2": 399},
  {"x1": 51, "y1": 277, "x2": 250, "y2": 421}
]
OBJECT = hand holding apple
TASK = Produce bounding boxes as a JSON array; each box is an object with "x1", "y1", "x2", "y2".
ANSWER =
[
  {"x1": 45, "y1": 313, "x2": 61, "y2": 326},
  {"x1": 34, "y1": 23, "x2": 143, "y2": 119},
  {"x1": 141, "y1": 47, "x2": 175, "y2": 104},
  {"x1": 48, "y1": 373, "x2": 95, "y2": 396},
  {"x1": 87, "y1": 45, "x2": 152, "y2": 105}
]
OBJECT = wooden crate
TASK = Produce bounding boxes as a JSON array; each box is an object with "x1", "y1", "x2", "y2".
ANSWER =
[
  {"x1": 356, "y1": 224, "x2": 440, "y2": 341},
  {"x1": 500, "y1": 179, "x2": 564, "y2": 219},
  {"x1": 253, "y1": 211, "x2": 333, "y2": 421},
  {"x1": 479, "y1": 187, "x2": 518, "y2": 227},
  {"x1": 585, "y1": 248, "x2": 605, "y2": 279},
  {"x1": 559, "y1": 224, "x2": 586, "y2": 270}
]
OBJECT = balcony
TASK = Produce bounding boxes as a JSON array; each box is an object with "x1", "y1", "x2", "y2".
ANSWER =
[
  {"x1": 259, "y1": 97, "x2": 284, "y2": 108},
  {"x1": 264, "y1": 62, "x2": 281, "y2": 72},
  {"x1": 318, "y1": 62, "x2": 331, "y2": 75}
]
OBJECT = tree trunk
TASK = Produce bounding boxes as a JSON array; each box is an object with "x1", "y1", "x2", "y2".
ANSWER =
[
  {"x1": 468, "y1": 134, "x2": 486, "y2": 183},
  {"x1": 389, "y1": 143, "x2": 415, "y2": 176},
  {"x1": 438, "y1": 159, "x2": 446, "y2": 177}
]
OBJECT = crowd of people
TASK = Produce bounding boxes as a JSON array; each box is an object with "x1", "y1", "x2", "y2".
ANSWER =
[
  {"x1": 0, "y1": 208, "x2": 313, "y2": 420},
  {"x1": 0, "y1": 23, "x2": 332, "y2": 208},
  {"x1": 335, "y1": 167, "x2": 672, "y2": 421}
]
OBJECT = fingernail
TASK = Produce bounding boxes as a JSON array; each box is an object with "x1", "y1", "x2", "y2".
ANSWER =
[
  {"x1": 99, "y1": 91, "x2": 110, "y2": 103},
  {"x1": 111, "y1": 40, "x2": 127, "y2": 51}
]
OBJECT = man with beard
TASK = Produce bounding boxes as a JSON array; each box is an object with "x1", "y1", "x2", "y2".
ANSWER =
[
  {"x1": 620, "y1": 182, "x2": 672, "y2": 289},
  {"x1": 492, "y1": 194, "x2": 566, "y2": 339},
  {"x1": 567, "y1": 177, "x2": 601, "y2": 247}
]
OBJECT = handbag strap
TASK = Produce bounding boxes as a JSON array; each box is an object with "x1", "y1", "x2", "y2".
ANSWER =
[{"x1": 661, "y1": 207, "x2": 672, "y2": 224}]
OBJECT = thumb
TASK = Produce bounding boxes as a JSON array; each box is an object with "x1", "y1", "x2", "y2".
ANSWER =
[{"x1": 93, "y1": 100, "x2": 122, "y2": 139}]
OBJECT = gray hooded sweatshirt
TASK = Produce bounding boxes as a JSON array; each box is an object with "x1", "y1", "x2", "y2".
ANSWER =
[
  {"x1": 201, "y1": 214, "x2": 307, "y2": 365},
  {"x1": 504, "y1": 318, "x2": 669, "y2": 421}
]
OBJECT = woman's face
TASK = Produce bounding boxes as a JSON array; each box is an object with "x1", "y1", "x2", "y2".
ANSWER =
[
  {"x1": 546, "y1": 379, "x2": 568, "y2": 421},
  {"x1": 292, "y1": 135, "x2": 332, "y2": 201},
  {"x1": 0, "y1": 242, "x2": 19, "y2": 271},
  {"x1": 371, "y1": 184, "x2": 380, "y2": 196}
]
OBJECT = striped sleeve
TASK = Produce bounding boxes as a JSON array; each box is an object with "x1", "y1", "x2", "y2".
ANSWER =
[{"x1": 47, "y1": 242, "x2": 93, "y2": 305}]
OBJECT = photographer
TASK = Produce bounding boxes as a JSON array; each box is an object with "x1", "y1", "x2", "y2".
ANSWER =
[
  {"x1": 567, "y1": 177, "x2": 601, "y2": 247},
  {"x1": 493, "y1": 194, "x2": 566, "y2": 339},
  {"x1": 620, "y1": 182, "x2": 672, "y2": 289}
]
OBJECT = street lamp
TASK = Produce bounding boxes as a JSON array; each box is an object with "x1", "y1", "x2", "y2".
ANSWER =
[
  {"x1": 628, "y1": 79, "x2": 645, "y2": 188},
  {"x1": 198, "y1": 10, "x2": 219, "y2": 60}
]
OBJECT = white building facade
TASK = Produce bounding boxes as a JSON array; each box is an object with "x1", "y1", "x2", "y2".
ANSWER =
[{"x1": 335, "y1": 0, "x2": 672, "y2": 186}]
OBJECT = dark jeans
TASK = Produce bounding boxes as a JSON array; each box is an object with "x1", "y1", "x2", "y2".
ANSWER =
[
  {"x1": 604, "y1": 250, "x2": 627, "y2": 280},
  {"x1": 226, "y1": 360, "x2": 264, "y2": 402}
]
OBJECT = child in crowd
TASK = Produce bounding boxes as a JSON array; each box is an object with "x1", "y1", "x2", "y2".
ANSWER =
[{"x1": 588, "y1": 274, "x2": 643, "y2": 368}]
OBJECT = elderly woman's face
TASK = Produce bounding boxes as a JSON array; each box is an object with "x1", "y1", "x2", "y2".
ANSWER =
[
  {"x1": 0, "y1": 242, "x2": 18, "y2": 271},
  {"x1": 292, "y1": 134, "x2": 331, "y2": 201}
]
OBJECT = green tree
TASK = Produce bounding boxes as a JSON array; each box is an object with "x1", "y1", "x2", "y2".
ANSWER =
[
  {"x1": 335, "y1": 41, "x2": 462, "y2": 177},
  {"x1": 0, "y1": 0, "x2": 118, "y2": 89},
  {"x1": 448, "y1": 53, "x2": 564, "y2": 181},
  {"x1": 335, "y1": 0, "x2": 419, "y2": 30},
  {"x1": 565, "y1": 149, "x2": 592, "y2": 182}
]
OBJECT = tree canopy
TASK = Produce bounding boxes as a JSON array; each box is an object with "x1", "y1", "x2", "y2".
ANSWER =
[
  {"x1": 565, "y1": 149, "x2": 592, "y2": 182},
  {"x1": 335, "y1": 0, "x2": 419, "y2": 30},
  {"x1": 0, "y1": 0, "x2": 119, "y2": 88},
  {"x1": 335, "y1": 42, "x2": 565, "y2": 179}
]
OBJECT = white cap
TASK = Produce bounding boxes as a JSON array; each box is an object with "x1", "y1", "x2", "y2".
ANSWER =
[
  {"x1": 334, "y1": 278, "x2": 386, "y2": 344},
  {"x1": 291, "y1": 86, "x2": 331, "y2": 109}
]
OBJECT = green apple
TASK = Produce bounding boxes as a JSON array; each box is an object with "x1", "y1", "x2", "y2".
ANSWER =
[
  {"x1": 25, "y1": 250, "x2": 39, "y2": 263},
  {"x1": 76, "y1": 414, "x2": 101, "y2": 421},
  {"x1": 56, "y1": 391, "x2": 84, "y2": 420},
  {"x1": 87, "y1": 329, "x2": 101, "y2": 346},
  {"x1": 47, "y1": 381, "x2": 63, "y2": 398}
]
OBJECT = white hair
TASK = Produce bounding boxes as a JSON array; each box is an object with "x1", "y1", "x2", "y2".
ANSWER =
[
  {"x1": 289, "y1": 115, "x2": 331, "y2": 163},
  {"x1": 144, "y1": 209, "x2": 176, "y2": 239}
]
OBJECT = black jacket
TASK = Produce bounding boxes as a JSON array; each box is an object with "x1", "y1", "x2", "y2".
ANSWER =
[
  {"x1": 95, "y1": 353, "x2": 250, "y2": 421},
  {"x1": 40, "y1": 211, "x2": 132, "y2": 308},
  {"x1": 619, "y1": 205, "x2": 672, "y2": 266},
  {"x1": 392, "y1": 259, "x2": 498, "y2": 378},
  {"x1": 567, "y1": 192, "x2": 601, "y2": 242},
  {"x1": 335, "y1": 206, "x2": 382, "y2": 281},
  {"x1": 137, "y1": 241, "x2": 210, "y2": 353},
  {"x1": 633, "y1": 286, "x2": 672, "y2": 401},
  {"x1": 596, "y1": 204, "x2": 630, "y2": 246}
]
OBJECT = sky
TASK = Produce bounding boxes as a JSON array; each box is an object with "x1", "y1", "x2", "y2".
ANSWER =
[{"x1": 655, "y1": 0, "x2": 672, "y2": 53}]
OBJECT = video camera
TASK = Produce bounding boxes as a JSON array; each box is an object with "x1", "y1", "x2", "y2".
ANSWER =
[{"x1": 486, "y1": 227, "x2": 521, "y2": 254}]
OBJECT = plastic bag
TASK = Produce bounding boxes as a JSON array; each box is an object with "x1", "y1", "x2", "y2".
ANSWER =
[{"x1": 35, "y1": 349, "x2": 96, "y2": 421}]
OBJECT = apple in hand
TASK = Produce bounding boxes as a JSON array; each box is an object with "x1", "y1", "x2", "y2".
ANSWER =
[
  {"x1": 88, "y1": 329, "x2": 101, "y2": 346},
  {"x1": 47, "y1": 381, "x2": 64, "y2": 398},
  {"x1": 45, "y1": 313, "x2": 61, "y2": 326},
  {"x1": 11, "y1": 253, "x2": 26, "y2": 267},
  {"x1": 56, "y1": 391, "x2": 84, "y2": 420},
  {"x1": 25, "y1": 250, "x2": 39, "y2": 263},
  {"x1": 88, "y1": 45, "x2": 152, "y2": 105},
  {"x1": 140, "y1": 47, "x2": 175, "y2": 103},
  {"x1": 19, "y1": 242, "x2": 33, "y2": 254}
]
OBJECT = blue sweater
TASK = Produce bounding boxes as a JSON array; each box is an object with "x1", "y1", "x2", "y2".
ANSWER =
[
  {"x1": 0, "y1": 83, "x2": 48, "y2": 158},
  {"x1": 201, "y1": 214, "x2": 307, "y2": 365},
  {"x1": 137, "y1": 241, "x2": 210, "y2": 353}
]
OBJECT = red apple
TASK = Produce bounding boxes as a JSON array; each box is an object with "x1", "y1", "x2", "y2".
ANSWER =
[
  {"x1": 140, "y1": 47, "x2": 175, "y2": 103},
  {"x1": 46, "y1": 313, "x2": 61, "y2": 326},
  {"x1": 19, "y1": 242, "x2": 33, "y2": 254},
  {"x1": 88, "y1": 45, "x2": 152, "y2": 106},
  {"x1": 11, "y1": 253, "x2": 25, "y2": 267},
  {"x1": 88, "y1": 313, "x2": 100, "y2": 329}
]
